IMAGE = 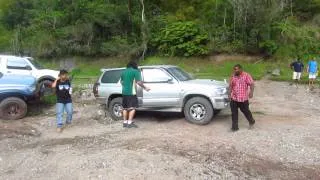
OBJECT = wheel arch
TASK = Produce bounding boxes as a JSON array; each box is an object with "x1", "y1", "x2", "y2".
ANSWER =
[
  {"x1": 0, "y1": 93, "x2": 28, "y2": 103},
  {"x1": 107, "y1": 94, "x2": 123, "y2": 107},
  {"x1": 37, "y1": 76, "x2": 55, "y2": 83},
  {"x1": 182, "y1": 94, "x2": 214, "y2": 109}
]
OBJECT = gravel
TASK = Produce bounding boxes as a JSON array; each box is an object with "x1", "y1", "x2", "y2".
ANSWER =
[{"x1": 0, "y1": 80, "x2": 320, "y2": 179}]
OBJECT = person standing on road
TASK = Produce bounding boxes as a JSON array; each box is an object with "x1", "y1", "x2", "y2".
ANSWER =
[
  {"x1": 290, "y1": 58, "x2": 304, "y2": 86},
  {"x1": 121, "y1": 61, "x2": 150, "y2": 128},
  {"x1": 229, "y1": 64, "x2": 255, "y2": 132},
  {"x1": 51, "y1": 70, "x2": 73, "y2": 133},
  {"x1": 307, "y1": 58, "x2": 318, "y2": 90}
]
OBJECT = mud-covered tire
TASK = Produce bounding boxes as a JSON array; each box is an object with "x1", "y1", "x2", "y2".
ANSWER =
[
  {"x1": 184, "y1": 97, "x2": 214, "y2": 125},
  {"x1": 0, "y1": 97, "x2": 28, "y2": 120},
  {"x1": 108, "y1": 97, "x2": 123, "y2": 121},
  {"x1": 39, "y1": 79, "x2": 54, "y2": 96}
]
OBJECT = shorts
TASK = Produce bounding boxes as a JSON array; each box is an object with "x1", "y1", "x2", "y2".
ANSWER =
[
  {"x1": 293, "y1": 72, "x2": 302, "y2": 80},
  {"x1": 122, "y1": 95, "x2": 138, "y2": 109},
  {"x1": 309, "y1": 73, "x2": 317, "y2": 79}
]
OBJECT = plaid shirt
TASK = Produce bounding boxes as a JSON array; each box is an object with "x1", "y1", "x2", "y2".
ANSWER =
[{"x1": 230, "y1": 72, "x2": 254, "y2": 102}]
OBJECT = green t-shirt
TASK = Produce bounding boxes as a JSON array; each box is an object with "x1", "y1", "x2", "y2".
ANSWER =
[{"x1": 121, "y1": 67, "x2": 142, "y2": 95}]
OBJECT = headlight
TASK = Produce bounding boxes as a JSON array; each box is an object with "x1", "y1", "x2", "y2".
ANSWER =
[{"x1": 216, "y1": 87, "x2": 227, "y2": 95}]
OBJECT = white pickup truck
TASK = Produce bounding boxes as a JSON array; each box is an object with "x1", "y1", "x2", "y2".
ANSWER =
[{"x1": 0, "y1": 55, "x2": 59, "y2": 95}]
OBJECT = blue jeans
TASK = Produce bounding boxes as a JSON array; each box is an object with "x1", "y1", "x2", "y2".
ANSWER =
[{"x1": 56, "y1": 103, "x2": 73, "y2": 128}]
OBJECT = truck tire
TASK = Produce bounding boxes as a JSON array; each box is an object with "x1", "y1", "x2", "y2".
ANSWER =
[
  {"x1": 108, "y1": 97, "x2": 123, "y2": 121},
  {"x1": 39, "y1": 79, "x2": 54, "y2": 96},
  {"x1": 184, "y1": 97, "x2": 214, "y2": 125},
  {"x1": 0, "y1": 97, "x2": 28, "y2": 120}
]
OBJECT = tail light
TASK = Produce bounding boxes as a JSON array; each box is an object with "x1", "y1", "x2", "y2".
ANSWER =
[{"x1": 93, "y1": 82, "x2": 100, "y2": 97}]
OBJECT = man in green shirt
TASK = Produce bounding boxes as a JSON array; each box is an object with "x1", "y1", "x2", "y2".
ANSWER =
[{"x1": 121, "y1": 61, "x2": 150, "y2": 128}]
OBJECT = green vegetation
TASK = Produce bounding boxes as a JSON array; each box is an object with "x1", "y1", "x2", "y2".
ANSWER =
[
  {"x1": 42, "y1": 95, "x2": 57, "y2": 105},
  {"x1": 151, "y1": 22, "x2": 209, "y2": 56},
  {"x1": 0, "y1": 0, "x2": 319, "y2": 59},
  {"x1": 0, "y1": 0, "x2": 319, "y2": 84},
  {"x1": 41, "y1": 57, "x2": 295, "y2": 84}
]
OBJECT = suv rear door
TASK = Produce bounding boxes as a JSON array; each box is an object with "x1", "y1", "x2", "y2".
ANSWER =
[
  {"x1": 99, "y1": 69, "x2": 123, "y2": 99},
  {"x1": 5, "y1": 57, "x2": 32, "y2": 76},
  {"x1": 141, "y1": 68, "x2": 181, "y2": 108}
]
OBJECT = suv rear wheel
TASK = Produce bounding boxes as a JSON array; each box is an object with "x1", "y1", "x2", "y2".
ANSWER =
[
  {"x1": 39, "y1": 79, "x2": 54, "y2": 96},
  {"x1": 0, "y1": 97, "x2": 28, "y2": 120},
  {"x1": 108, "y1": 97, "x2": 123, "y2": 121},
  {"x1": 184, "y1": 97, "x2": 214, "y2": 125}
]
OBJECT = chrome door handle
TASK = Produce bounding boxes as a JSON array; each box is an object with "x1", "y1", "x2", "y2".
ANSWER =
[{"x1": 7, "y1": 71, "x2": 11, "y2": 73}]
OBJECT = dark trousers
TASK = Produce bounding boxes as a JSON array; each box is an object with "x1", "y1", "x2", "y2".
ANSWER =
[{"x1": 230, "y1": 100, "x2": 255, "y2": 130}]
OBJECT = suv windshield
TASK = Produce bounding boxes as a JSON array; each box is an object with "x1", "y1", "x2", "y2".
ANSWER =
[
  {"x1": 167, "y1": 67, "x2": 193, "y2": 81},
  {"x1": 29, "y1": 60, "x2": 44, "y2": 70}
]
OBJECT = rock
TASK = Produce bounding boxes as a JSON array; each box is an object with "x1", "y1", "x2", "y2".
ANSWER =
[
  {"x1": 93, "y1": 110, "x2": 105, "y2": 120},
  {"x1": 272, "y1": 68, "x2": 281, "y2": 76}
]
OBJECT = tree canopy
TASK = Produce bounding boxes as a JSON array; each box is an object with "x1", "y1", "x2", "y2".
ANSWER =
[{"x1": 0, "y1": 0, "x2": 319, "y2": 58}]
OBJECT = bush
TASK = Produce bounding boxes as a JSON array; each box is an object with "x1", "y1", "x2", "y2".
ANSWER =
[
  {"x1": 259, "y1": 40, "x2": 278, "y2": 56},
  {"x1": 152, "y1": 21, "x2": 209, "y2": 57}
]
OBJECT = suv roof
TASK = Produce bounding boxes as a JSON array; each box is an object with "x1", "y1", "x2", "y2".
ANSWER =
[{"x1": 100, "y1": 65, "x2": 177, "y2": 72}]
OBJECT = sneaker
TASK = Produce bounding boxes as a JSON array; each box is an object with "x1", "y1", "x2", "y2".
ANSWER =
[
  {"x1": 128, "y1": 123, "x2": 139, "y2": 128},
  {"x1": 56, "y1": 127, "x2": 63, "y2": 133},
  {"x1": 123, "y1": 123, "x2": 128, "y2": 128}
]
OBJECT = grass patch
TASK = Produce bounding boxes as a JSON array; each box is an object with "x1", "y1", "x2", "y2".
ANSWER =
[
  {"x1": 142, "y1": 56, "x2": 268, "y2": 80},
  {"x1": 42, "y1": 95, "x2": 57, "y2": 105},
  {"x1": 38, "y1": 56, "x2": 300, "y2": 82},
  {"x1": 269, "y1": 59, "x2": 317, "y2": 83}
]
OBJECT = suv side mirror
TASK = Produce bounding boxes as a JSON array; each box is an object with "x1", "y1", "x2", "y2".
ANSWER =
[{"x1": 25, "y1": 65, "x2": 32, "y2": 70}]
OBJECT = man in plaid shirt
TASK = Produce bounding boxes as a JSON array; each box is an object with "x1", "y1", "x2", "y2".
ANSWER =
[{"x1": 229, "y1": 64, "x2": 256, "y2": 131}]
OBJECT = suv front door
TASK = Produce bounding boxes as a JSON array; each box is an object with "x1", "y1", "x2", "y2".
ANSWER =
[{"x1": 141, "y1": 68, "x2": 181, "y2": 108}]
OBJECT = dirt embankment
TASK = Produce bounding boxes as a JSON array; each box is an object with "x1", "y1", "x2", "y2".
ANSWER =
[{"x1": 1, "y1": 80, "x2": 320, "y2": 180}]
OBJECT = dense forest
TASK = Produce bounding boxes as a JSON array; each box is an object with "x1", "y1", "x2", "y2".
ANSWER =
[{"x1": 0, "y1": 0, "x2": 319, "y2": 59}]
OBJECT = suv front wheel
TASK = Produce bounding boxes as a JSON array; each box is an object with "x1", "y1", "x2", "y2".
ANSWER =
[
  {"x1": 108, "y1": 97, "x2": 123, "y2": 121},
  {"x1": 184, "y1": 97, "x2": 214, "y2": 125},
  {"x1": 0, "y1": 97, "x2": 28, "y2": 120}
]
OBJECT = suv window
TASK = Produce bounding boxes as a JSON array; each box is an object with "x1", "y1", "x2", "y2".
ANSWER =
[
  {"x1": 7, "y1": 57, "x2": 29, "y2": 70},
  {"x1": 142, "y1": 68, "x2": 171, "y2": 83},
  {"x1": 101, "y1": 70, "x2": 123, "y2": 83}
]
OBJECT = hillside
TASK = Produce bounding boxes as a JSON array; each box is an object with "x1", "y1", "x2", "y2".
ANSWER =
[{"x1": 0, "y1": 0, "x2": 319, "y2": 60}]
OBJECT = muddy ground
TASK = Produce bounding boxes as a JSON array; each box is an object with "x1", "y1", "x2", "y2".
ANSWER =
[{"x1": 1, "y1": 80, "x2": 320, "y2": 180}]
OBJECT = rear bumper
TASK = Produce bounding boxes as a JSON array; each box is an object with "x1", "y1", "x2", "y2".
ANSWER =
[
  {"x1": 95, "y1": 97, "x2": 107, "y2": 104},
  {"x1": 212, "y1": 97, "x2": 230, "y2": 109}
]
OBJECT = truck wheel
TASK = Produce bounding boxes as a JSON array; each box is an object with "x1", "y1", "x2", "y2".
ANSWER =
[
  {"x1": 184, "y1": 97, "x2": 214, "y2": 125},
  {"x1": 0, "y1": 97, "x2": 28, "y2": 120},
  {"x1": 39, "y1": 79, "x2": 54, "y2": 96},
  {"x1": 108, "y1": 97, "x2": 123, "y2": 121}
]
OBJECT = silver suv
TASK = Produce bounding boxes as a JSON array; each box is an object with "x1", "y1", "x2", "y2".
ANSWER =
[{"x1": 93, "y1": 65, "x2": 229, "y2": 125}]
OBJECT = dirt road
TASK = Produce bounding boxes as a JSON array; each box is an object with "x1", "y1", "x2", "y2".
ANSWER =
[{"x1": 1, "y1": 80, "x2": 320, "y2": 180}]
